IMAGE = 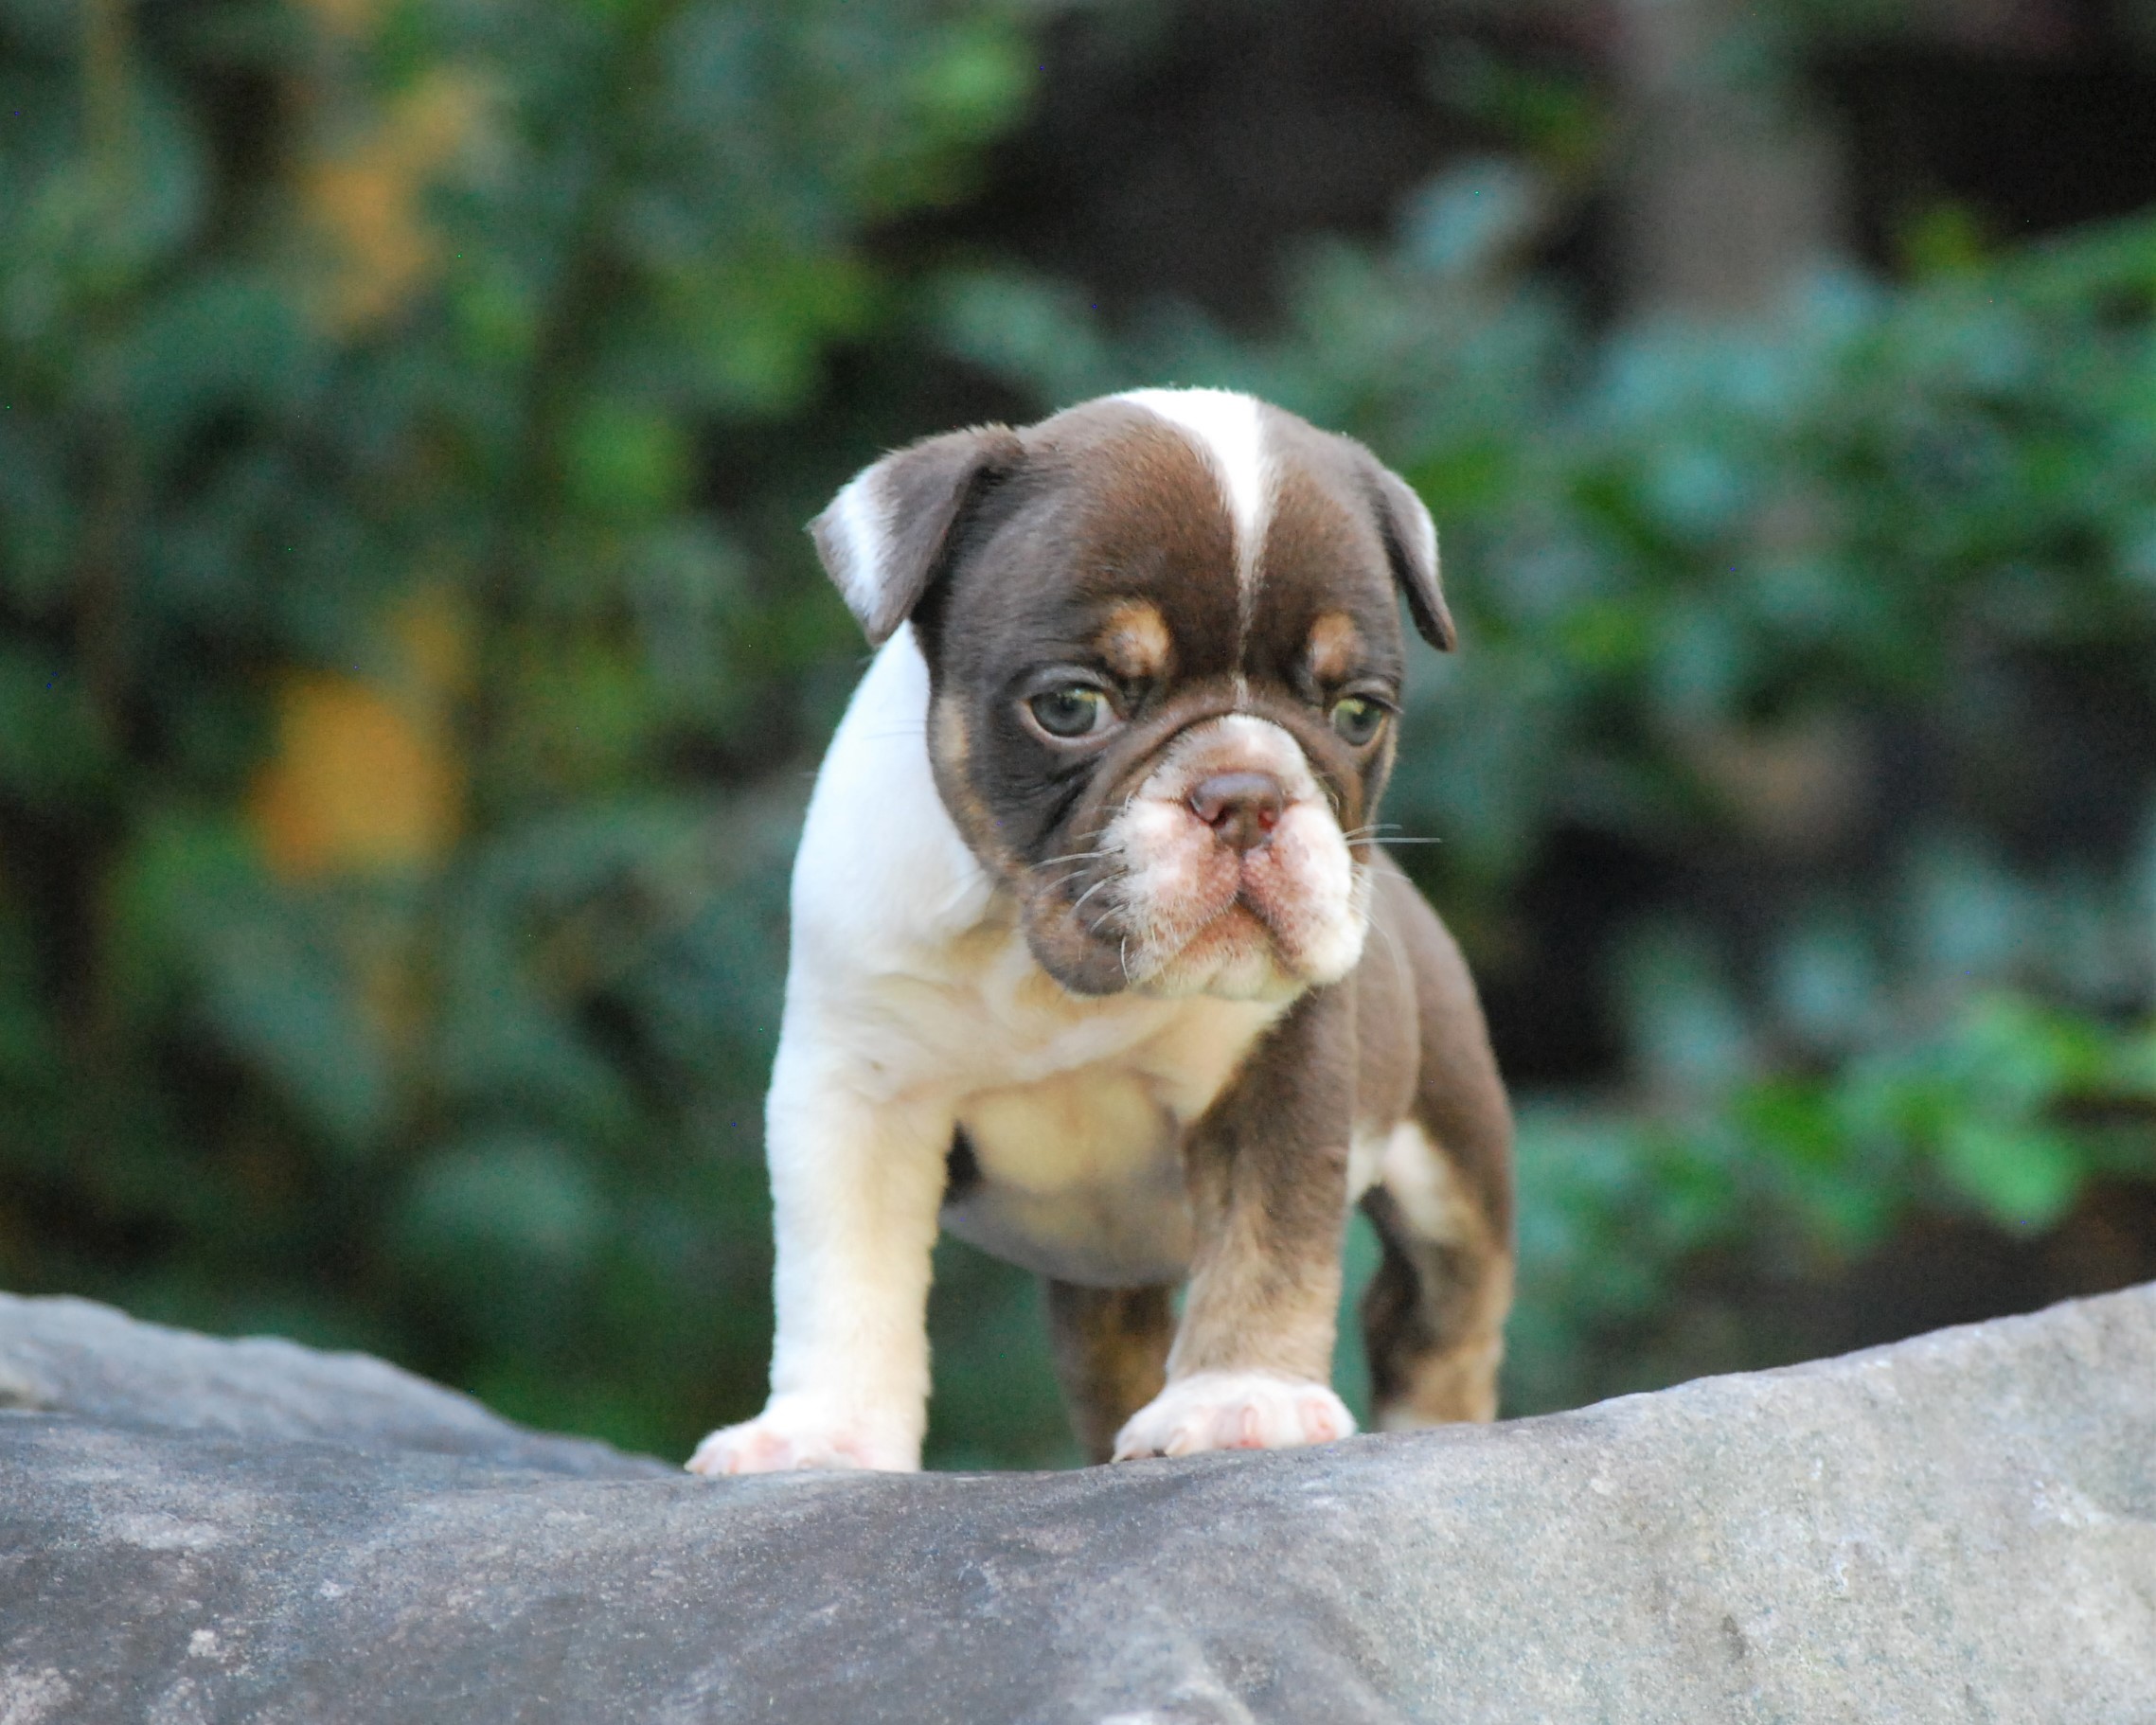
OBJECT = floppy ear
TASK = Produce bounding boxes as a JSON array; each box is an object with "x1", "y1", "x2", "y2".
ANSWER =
[
  {"x1": 809, "y1": 424, "x2": 1025, "y2": 647},
  {"x1": 1365, "y1": 459, "x2": 1456, "y2": 652}
]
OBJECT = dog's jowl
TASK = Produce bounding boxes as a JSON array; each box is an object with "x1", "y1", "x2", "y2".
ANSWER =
[{"x1": 687, "y1": 389, "x2": 1513, "y2": 1473}]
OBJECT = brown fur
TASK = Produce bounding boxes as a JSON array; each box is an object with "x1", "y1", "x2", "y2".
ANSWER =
[
  {"x1": 813, "y1": 394, "x2": 1510, "y2": 1457},
  {"x1": 1050, "y1": 859, "x2": 1513, "y2": 1445},
  {"x1": 1169, "y1": 986, "x2": 1360, "y2": 1385},
  {"x1": 1044, "y1": 1282, "x2": 1174, "y2": 1463},
  {"x1": 1356, "y1": 862, "x2": 1513, "y2": 1425}
]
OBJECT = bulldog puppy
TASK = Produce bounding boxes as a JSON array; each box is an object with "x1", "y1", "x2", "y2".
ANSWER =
[{"x1": 687, "y1": 388, "x2": 1512, "y2": 1472}]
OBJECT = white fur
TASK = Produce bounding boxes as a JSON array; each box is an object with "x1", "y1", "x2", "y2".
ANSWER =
[
  {"x1": 1102, "y1": 714, "x2": 1368, "y2": 997},
  {"x1": 1113, "y1": 1370, "x2": 1356, "y2": 1460},
  {"x1": 1117, "y1": 388, "x2": 1274, "y2": 642},
  {"x1": 1379, "y1": 1119, "x2": 1475, "y2": 1246},
  {"x1": 1396, "y1": 482, "x2": 1438, "y2": 582},
  {"x1": 1347, "y1": 1126, "x2": 1390, "y2": 1205},
  {"x1": 692, "y1": 628, "x2": 1292, "y2": 1473},
  {"x1": 942, "y1": 992, "x2": 1279, "y2": 1284},
  {"x1": 819, "y1": 468, "x2": 895, "y2": 629}
]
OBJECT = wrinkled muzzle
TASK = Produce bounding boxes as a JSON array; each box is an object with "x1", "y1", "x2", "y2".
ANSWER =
[{"x1": 1082, "y1": 714, "x2": 1370, "y2": 1002}]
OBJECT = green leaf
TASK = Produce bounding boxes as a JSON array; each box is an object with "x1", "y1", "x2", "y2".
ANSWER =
[
  {"x1": 1935, "y1": 1117, "x2": 2085, "y2": 1230},
  {"x1": 560, "y1": 400, "x2": 690, "y2": 521},
  {"x1": 0, "y1": 644, "x2": 113, "y2": 808},
  {"x1": 397, "y1": 1131, "x2": 607, "y2": 1274},
  {"x1": 195, "y1": 899, "x2": 396, "y2": 1156},
  {"x1": 116, "y1": 274, "x2": 314, "y2": 461}
]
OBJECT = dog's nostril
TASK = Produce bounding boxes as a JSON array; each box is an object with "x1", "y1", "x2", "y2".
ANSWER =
[{"x1": 1187, "y1": 772, "x2": 1285, "y2": 852}]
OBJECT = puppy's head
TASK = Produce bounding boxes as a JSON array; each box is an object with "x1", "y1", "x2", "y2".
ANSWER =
[{"x1": 811, "y1": 389, "x2": 1453, "y2": 1003}]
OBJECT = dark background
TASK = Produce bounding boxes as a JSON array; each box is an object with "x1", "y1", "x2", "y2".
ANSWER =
[{"x1": 3, "y1": 0, "x2": 2153, "y2": 1467}]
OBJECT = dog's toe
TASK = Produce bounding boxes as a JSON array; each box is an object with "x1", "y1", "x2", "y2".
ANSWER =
[
  {"x1": 686, "y1": 1396, "x2": 917, "y2": 1475},
  {"x1": 1112, "y1": 1371, "x2": 1355, "y2": 1462}
]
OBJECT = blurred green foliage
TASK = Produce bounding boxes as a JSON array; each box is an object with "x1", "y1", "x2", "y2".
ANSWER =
[
  {"x1": 0, "y1": 0, "x2": 1040, "y2": 1455},
  {"x1": 2, "y1": 0, "x2": 2151, "y2": 1465},
  {"x1": 946, "y1": 174, "x2": 2156, "y2": 1410}
]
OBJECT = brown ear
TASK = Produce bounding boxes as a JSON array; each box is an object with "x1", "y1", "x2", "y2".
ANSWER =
[
  {"x1": 809, "y1": 424, "x2": 1025, "y2": 646},
  {"x1": 1365, "y1": 459, "x2": 1455, "y2": 652}
]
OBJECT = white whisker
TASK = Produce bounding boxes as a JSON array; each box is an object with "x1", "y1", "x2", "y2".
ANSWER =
[
  {"x1": 1032, "y1": 847, "x2": 1110, "y2": 871},
  {"x1": 1068, "y1": 875, "x2": 1116, "y2": 918},
  {"x1": 1369, "y1": 907, "x2": 1411, "y2": 999}
]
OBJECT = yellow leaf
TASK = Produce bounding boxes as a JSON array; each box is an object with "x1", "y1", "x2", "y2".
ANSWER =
[
  {"x1": 301, "y1": 73, "x2": 488, "y2": 331},
  {"x1": 249, "y1": 674, "x2": 462, "y2": 880},
  {"x1": 294, "y1": 0, "x2": 388, "y2": 39}
]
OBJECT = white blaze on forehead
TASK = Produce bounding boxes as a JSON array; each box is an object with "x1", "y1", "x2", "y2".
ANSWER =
[{"x1": 1116, "y1": 388, "x2": 1274, "y2": 644}]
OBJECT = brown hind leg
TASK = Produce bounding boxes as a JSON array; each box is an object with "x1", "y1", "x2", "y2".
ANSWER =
[
  {"x1": 1360, "y1": 1132, "x2": 1512, "y2": 1426},
  {"x1": 1042, "y1": 1280, "x2": 1175, "y2": 1463}
]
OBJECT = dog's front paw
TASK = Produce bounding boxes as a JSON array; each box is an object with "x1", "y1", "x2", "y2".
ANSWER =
[
  {"x1": 685, "y1": 1396, "x2": 918, "y2": 1476},
  {"x1": 1112, "y1": 1371, "x2": 1356, "y2": 1461}
]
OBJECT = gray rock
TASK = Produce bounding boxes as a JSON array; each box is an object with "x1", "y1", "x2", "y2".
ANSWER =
[
  {"x1": 0, "y1": 1292, "x2": 661, "y2": 1478},
  {"x1": 2, "y1": 1285, "x2": 2152, "y2": 1724}
]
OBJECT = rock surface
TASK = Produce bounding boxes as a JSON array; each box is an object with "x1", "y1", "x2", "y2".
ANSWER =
[
  {"x1": 0, "y1": 1294, "x2": 658, "y2": 1478},
  {"x1": 2, "y1": 1286, "x2": 2152, "y2": 1724}
]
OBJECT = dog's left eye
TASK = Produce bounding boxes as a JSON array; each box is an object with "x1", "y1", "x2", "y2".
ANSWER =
[
  {"x1": 1026, "y1": 685, "x2": 1114, "y2": 740},
  {"x1": 1328, "y1": 696, "x2": 1389, "y2": 747}
]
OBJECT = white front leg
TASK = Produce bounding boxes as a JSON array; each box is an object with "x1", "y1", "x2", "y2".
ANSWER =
[{"x1": 687, "y1": 1043, "x2": 952, "y2": 1474}]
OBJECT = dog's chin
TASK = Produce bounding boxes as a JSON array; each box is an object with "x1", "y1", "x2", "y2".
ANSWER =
[
  {"x1": 1124, "y1": 905, "x2": 1308, "y2": 1003},
  {"x1": 1022, "y1": 895, "x2": 1365, "y2": 1004}
]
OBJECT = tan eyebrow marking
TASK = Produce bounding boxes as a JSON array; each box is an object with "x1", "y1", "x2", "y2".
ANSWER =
[
  {"x1": 1306, "y1": 611, "x2": 1363, "y2": 683},
  {"x1": 1097, "y1": 600, "x2": 1175, "y2": 682}
]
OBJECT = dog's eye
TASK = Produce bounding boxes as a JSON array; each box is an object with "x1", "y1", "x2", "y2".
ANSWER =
[
  {"x1": 1328, "y1": 696, "x2": 1388, "y2": 747},
  {"x1": 1026, "y1": 685, "x2": 1114, "y2": 740}
]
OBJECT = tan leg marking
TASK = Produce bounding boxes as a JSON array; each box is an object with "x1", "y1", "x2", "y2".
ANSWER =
[
  {"x1": 1044, "y1": 1281, "x2": 1174, "y2": 1465},
  {"x1": 1362, "y1": 1122, "x2": 1512, "y2": 1428}
]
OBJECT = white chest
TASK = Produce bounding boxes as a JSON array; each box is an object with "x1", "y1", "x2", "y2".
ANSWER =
[
  {"x1": 781, "y1": 627, "x2": 1286, "y2": 1281},
  {"x1": 843, "y1": 926, "x2": 1283, "y2": 1285}
]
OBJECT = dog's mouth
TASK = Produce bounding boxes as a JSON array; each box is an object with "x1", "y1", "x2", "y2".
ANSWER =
[
  {"x1": 1143, "y1": 894, "x2": 1289, "y2": 988},
  {"x1": 1020, "y1": 715, "x2": 1369, "y2": 1002}
]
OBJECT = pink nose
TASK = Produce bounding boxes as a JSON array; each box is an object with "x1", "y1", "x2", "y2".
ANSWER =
[{"x1": 1187, "y1": 772, "x2": 1285, "y2": 853}]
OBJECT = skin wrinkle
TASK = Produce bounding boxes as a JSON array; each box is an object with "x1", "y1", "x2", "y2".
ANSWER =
[
  {"x1": 1091, "y1": 711, "x2": 1364, "y2": 997},
  {"x1": 1035, "y1": 683, "x2": 1365, "y2": 954}
]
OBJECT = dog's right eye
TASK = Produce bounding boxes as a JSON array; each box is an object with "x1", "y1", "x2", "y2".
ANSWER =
[{"x1": 1025, "y1": 686, "x2": 1114, "y2": 740}]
